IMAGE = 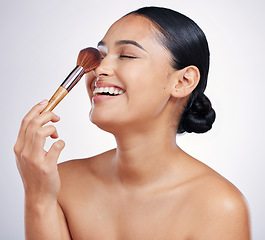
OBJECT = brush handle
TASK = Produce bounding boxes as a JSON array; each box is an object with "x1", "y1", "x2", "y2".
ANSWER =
[
  {"x1": 42, "y1": 86, "x2": 68, "y2": 113},
  {"x1": 61, "y1": 66, "x2": 84, "y2": 91}
]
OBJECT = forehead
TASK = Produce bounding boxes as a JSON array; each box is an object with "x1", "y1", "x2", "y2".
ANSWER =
[{"x1": 102, "y1": 14, "x2": 159, "y2": 44}]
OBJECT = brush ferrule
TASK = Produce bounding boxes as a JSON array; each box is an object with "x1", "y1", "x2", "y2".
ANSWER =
[{"x1": 61, "y1": 65, "x2": 84, "y2": 92}]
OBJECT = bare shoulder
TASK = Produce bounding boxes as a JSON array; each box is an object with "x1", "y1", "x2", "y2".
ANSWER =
[
  {"x1": 58, "y1": 148, "x2": 115, "y2": 179},
  {"x1": 57, "y1": 149, "x2": 116, "y2": 201},
  {"x1": 186, "y1": 160, "x2": 251, "y2": 239}
]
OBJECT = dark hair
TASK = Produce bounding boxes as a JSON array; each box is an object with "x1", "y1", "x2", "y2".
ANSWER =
[{"x1": 129, "y1": 6, "x2": 216, "y2": 133}]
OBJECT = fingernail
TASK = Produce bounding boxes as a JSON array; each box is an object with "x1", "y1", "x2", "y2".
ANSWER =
[{"x1": 39, "y1": 99, "x2": 48, "y2": 105}]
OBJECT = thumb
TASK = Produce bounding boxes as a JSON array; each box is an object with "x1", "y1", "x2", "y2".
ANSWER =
[{"x1": 46, "y1": 140, "x2": 65, "y2": 164}]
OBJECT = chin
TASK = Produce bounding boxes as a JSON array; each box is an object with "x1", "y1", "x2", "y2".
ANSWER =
[{"x1": 89, "y1": 109, "x2": 122, "y2": 134}]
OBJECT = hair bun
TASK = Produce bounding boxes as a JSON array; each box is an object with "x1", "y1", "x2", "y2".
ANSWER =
[{"x1": 178, "y1": 93, "x2": 216, "y2": 134}]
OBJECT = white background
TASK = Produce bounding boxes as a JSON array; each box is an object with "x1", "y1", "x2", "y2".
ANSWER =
[{"x1": 1, "y1": 0, "x2": 264, "y2": 239}]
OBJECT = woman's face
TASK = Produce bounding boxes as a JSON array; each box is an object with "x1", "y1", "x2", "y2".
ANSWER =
[{"x1": 86, "y1": 14, "x2": 176, "y2": 132}]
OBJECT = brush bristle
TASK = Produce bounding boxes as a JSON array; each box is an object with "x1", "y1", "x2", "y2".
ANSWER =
[{"x1": 76, "y1": 47, "x2": 101, "y2": 73}]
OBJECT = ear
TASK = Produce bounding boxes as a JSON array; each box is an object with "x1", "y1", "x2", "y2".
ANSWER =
[{"x1": 170, "y1": 66, "x2": 200, "y2": 98}]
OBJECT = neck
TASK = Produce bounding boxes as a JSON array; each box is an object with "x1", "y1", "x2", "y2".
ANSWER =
[{"x1": 112, "y1": 123, "x2": 181, "y2": 189}]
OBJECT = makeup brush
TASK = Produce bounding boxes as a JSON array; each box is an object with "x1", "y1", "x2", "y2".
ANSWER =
[{"x1": 42, "y1": 47, "x2": 101, "y2": 113}]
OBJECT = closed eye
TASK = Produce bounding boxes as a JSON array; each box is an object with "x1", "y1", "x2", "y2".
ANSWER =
[{"x1": 119, "y1": 55, "x2": 137, "y2": 59}]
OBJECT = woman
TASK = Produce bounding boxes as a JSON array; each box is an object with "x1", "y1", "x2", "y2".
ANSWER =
[{"x1": 14, "y1": 6, "x2": 250, "y2": 240}]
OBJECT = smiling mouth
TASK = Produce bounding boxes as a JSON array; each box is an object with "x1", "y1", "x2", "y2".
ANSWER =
[{"x1": 93, "y1": 86, "x2": 125, "y2": 96}]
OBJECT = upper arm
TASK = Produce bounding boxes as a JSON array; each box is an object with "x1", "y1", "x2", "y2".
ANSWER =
[
  {"x1": 57, "y1": 202, "x2": 72, "y2": 240},
  {"x1": 194, "y1": 183, "x2": 251, "y2": 240},
  {"x1": 57, "y1": 161, "x2": 74, "y2": 240}
]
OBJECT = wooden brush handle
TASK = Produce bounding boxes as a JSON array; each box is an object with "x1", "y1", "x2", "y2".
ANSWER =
[{"x1": 42, "y1": 86, "x2": 68, "y2": 113}]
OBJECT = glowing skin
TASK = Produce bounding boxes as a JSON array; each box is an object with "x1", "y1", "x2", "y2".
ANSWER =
[
  {"x1": 86, "y1": 15, "x2": 180, "y2": 135},
  {"x1": 14, "y1": 14, "x2": 250, "y2": 240}
]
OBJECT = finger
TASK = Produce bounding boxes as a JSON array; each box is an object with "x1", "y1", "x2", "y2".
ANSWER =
[
  {"x1": 14, "y1": 100, "x2": 49, "y2": 155},
  {"x1": 23, "y1": 112, "x2": 60, "y2": 154},
  {"x1": 45, "y1": 140, "x2": 65, "y2": 165},
  {"x1": 31, "y1": 125, "x2": 59, "y2": 160}
]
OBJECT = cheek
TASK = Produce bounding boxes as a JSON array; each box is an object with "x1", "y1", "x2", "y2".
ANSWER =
[
  {"x1": 121, "y1": 61, "x2": 171, "y2": 110},
  {"x1": 85, "y1": 72, "x2": 97, "y2": 98},
  {"x1": 128, "y1": 79, "x2": 170, "y2": 118},
  {"x1": 89, "y1": 60, "x2": 172, "y2": 128},
  {"x1": 135, "y1": 89, "x2": 170, "y2": 118}
]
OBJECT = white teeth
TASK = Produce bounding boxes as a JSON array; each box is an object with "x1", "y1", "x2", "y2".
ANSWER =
[
  {"x1": 104, "y1": 87, "x2": 109, "y2": 93},
  {"x1": 93, "y1": 87, "x2": 125, "y2": 96},
  {"x1": 109, "y1": 87, "x2": 115, "y2": 94}
]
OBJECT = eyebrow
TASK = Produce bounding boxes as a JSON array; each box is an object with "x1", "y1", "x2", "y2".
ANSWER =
[{"x1": 97, "y1": 40, "x2": 146, "y2": 52}]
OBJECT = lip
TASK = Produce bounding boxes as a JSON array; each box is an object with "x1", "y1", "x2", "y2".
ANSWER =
[
  {"x1": 94, "y1": 81, "x2": 125, "y2": 91},
  {"x1": 92, "y1": 94, "x2": 120, "y2": 104},
  {"x1": 92, "y1": 95, "x2": 114, "y2": 103}
]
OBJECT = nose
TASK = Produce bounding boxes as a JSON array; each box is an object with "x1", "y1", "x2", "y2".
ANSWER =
[{"x1": 94, "y1": 56, "x2": 114, "y2": 78}]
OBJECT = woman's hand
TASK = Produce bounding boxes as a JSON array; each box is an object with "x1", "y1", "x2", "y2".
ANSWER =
[{"x1": 14, "y1": 100, "x2": 65, "y2": 203}]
